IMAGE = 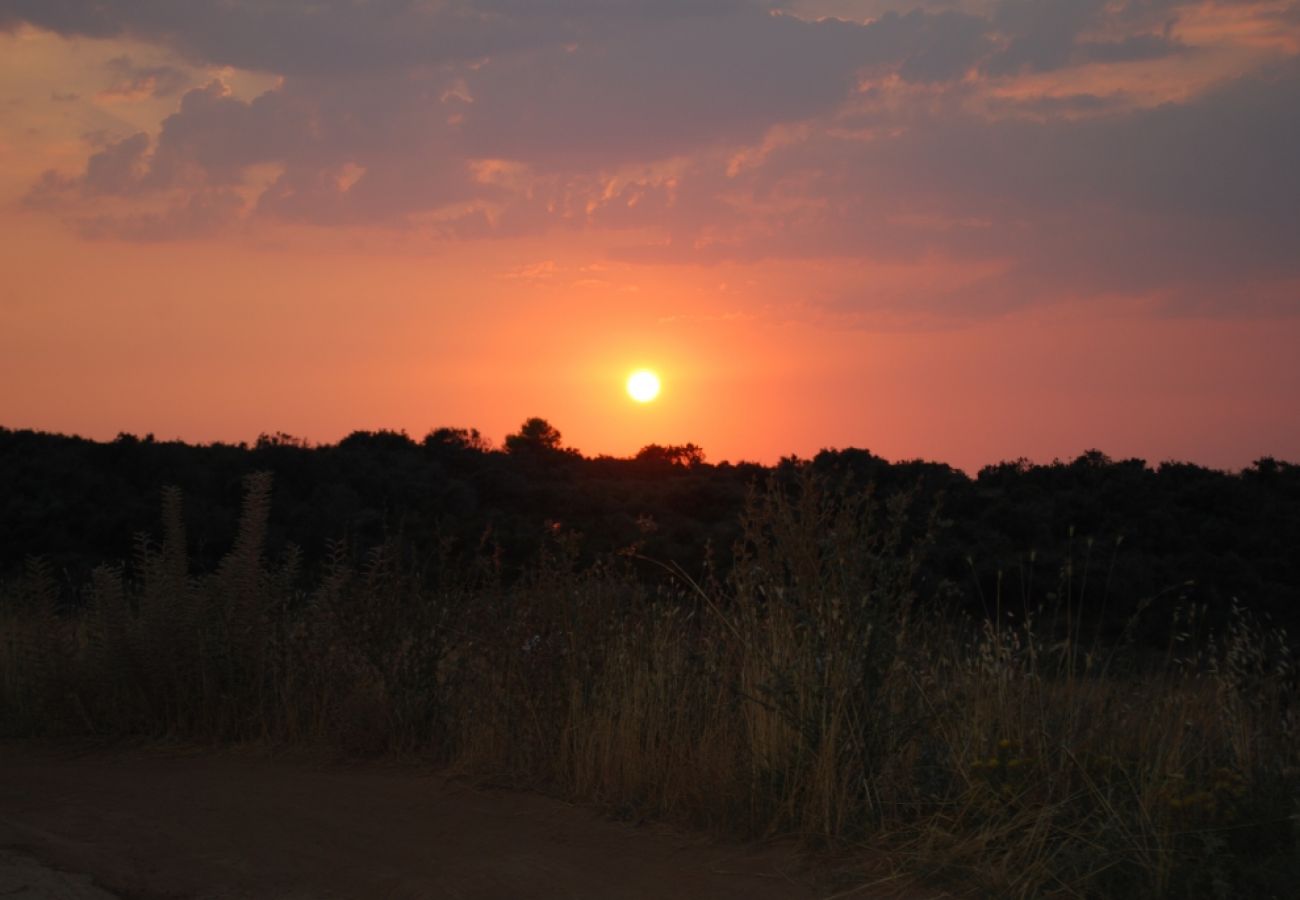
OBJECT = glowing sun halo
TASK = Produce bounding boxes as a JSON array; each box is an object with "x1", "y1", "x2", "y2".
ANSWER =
[{"x1": 626, "y1": 369, "x2": 661, "y2": 403}]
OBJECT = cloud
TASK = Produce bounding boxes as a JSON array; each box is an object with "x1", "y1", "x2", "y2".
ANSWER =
[
  {"x1": 981, "y1": 0, "x2": 1190, "y2": 76},
  {"x1": 1, "y1": 1, "x2": 774, "y2": 76},
  {"x1": 16, "y1": 3, "x2": 1000, "y2": 224},
  {"x1": 83, "y1": 131, "x2": 151, "y2": 193},
  {"x1": 23, "y1": 131, "x2": 151, "y2": 205},
  {"x1": 455, "y1": 12, "x2": 876, "y2": 166},
  {"x1": 982, "y1": 91, "x2": 1128, "y2": 118},
  {"x1": 97, "y1": 55, "x2": 191, "y2": 101},
  {"x1": 804, "y1": 8, "x2": 996, "y2": 82},
  {"x1": 6, "y1": 0, "x2": 1298, "y2": 319},
  {"x1": 579, "y1": 56, "x2": 1300, "y2": 315},
  {"x1": 145, "y1": 80, "x2": 301, "y2": 188},
  {"x1": 1072, "y1": 33, "x2": 1185, "y2": 65},
  {"x1": 74, "y1": 188, "x2": 246, "y2": 241}
]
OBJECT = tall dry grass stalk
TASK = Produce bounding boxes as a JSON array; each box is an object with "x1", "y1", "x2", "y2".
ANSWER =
[{"x1": 1, "y1": 471, "x2": 1295, "y2": 897}]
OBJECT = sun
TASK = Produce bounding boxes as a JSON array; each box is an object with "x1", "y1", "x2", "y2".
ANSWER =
[{"x1": 626, "y1": 369, "x2": 661, "y2": 403}]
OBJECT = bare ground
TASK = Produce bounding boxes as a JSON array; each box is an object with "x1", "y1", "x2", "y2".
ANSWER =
[{"x1": 0, "y1": 742, "x2": 928, "y2": 900}]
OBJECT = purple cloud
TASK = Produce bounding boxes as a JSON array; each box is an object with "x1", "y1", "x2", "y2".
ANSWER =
[{"x1": 6, "y1": 0, "x2": 1297, "y2": 319}]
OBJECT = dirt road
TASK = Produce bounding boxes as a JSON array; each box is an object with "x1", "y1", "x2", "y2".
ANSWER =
[{"x1": 0, "y1": 742, "x2": 851, "y2": 900}]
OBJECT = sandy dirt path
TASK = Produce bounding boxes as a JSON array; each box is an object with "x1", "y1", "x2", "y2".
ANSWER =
[{"x1": 0, "y1": 742, "x2": 886, "y2": 900}]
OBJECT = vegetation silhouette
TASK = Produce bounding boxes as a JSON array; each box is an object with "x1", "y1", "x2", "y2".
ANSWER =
[
  {"x1": 1, "y1": 422, "x2": 1296, "y2": 645},
  {"x1": 2, "y1": 459, "x2": 1296, "y2": 898},
  {"x1": 504, "y1": 417, "x2": 567, "y2": 455}
]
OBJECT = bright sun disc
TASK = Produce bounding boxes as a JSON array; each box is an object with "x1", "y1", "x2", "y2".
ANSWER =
[{"x1": 626, "y1": 370, "x2": 661, "y2": 403}]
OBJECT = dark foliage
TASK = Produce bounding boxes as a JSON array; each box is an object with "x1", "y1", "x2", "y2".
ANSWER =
[{"x1": 2, "y1": 425, "x2": 1297, "y2": 643}]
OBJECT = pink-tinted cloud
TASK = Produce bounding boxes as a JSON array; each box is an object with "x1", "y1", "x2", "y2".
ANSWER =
[{"x1": 5, "y1": 0, "x2": 1299, "y2": 319}]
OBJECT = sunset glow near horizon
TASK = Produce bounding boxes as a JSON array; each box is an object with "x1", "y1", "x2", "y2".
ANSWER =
[{"x1": 2, "y1": 2, "x2": 1298, "y2": 473}]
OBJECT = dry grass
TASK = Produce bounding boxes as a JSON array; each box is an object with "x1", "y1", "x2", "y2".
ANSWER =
[{"x1": 2, "y1": 472, "x2": 1296, "y2": 898}]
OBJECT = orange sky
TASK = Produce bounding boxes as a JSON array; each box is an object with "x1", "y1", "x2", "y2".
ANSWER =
[{"x1": 2, "y1": 2, "x2": 1298, "y2": 472}]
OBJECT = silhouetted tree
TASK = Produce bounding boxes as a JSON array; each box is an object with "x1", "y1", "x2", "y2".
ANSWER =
[
  {"x1": 338, "y1": 430, "x2": 415, "y2": 452},
  {"x1": 635, "y1": 443, "x2": 706, "y2": 468},
  {"x1": 423, "y1": 427, "x2": 491, "y2": 453},
  {"x1": 255, "y1": 432, "x2": 312, "y2": 450},
  {"x1": 505, "y1": 418, "x2": 564, "y2": 455}
]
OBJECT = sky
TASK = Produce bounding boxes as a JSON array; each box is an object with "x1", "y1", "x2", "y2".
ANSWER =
[{"x1": 1, "y1": 0, "x2": 1298, "y2": 472}]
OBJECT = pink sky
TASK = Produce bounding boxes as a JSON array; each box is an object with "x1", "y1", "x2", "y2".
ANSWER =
[{"x1": 2, "y1": 1, "x2": 1298, "y2": 472}]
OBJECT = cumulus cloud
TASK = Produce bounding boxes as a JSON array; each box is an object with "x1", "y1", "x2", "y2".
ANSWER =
[{"x1": 22, "y1": 131, "x2": 151, "y2": 206}]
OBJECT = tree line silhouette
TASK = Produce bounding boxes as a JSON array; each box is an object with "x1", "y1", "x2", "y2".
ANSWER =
[{"x1": 2, "y1": 421, "x2": 1297, "y2": 643}]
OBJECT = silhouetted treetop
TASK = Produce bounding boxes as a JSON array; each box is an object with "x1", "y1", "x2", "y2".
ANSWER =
[
  {"x1": 338, "y1": 430, "x2": 415, "y2": 451},
  {"x1": 505, "y1": 418, "x2": 565, "y2": 455},
  {"x1": 423, "y1": 427, "x2": 492, "y2": 453},
  {"x1": 635, "y1": 443, "x2": 706, "y2": 468},
  {"x1": 256, "y1": 432, "x2": 312, "y2": 450}
]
